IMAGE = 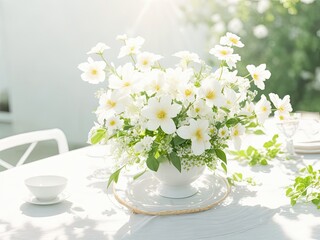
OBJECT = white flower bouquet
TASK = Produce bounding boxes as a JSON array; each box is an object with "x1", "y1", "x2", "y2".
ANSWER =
[{"x1": 79, "y1": 32, "x2": 292, "y2": 186}]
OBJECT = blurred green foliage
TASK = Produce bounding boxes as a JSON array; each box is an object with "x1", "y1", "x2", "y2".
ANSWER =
[{"x1": 182, "y1": 0, "x2": 320, "y2": 111}]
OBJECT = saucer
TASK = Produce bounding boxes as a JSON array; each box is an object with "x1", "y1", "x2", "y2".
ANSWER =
[
  {"x1": 113, "y1": 173, "x2": 230, "y2": 215},
  {"x1": 25, "y1": 192, "x2": 69, "y2": 205}
]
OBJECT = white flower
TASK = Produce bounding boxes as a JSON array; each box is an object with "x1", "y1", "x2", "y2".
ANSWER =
[
  {"x1": 136, "y1": 52, "x2": 162, "y2": 71},
  {"x1": 218, "y1": 126, "x2": 229, "y2": 138},
  {"x1": 97, "y1": 90, "x2": 127, "y2": 115},
  {"x1": 105, "y1": 115, "x2": 124, "y2": 132},
  {"x1": 246, "y1": 64, "x2": 271, "y2": 90},
  {"x1": 177, "y1": 119, "x2": 211, "y2": 156},
  {"x1": 255, "y1": 94, "x2": 271, "y2": 124},
  {"x1": 173, "y1": 51, "x2": 200, "y2": 69},
  {"x1": 141, "y1": 96, "x2": 181, "y2": 134},
  {"x1": 109, "y1": 63, "x2": 141, "y2": 94},
  {"x1": 143, "y1": 69, "x2": 167, "y2": 95},
  {"x1": 177, "y1": 83, "x2": 196, "y2": 102},
  {"x1": 209, "y1": 45, "x2": 241, "y2": 69},
  {"x1": 228, "y1": 18, "x2": 243, "y2": 33},
  {"x1": 241, "y1": 102, "x2": 255, "y2": 116},
  {"x1": 165, "y1": 68, "x2": 193, "y2": 95},
  {"x1": 187, "y1": 99, "x2": 212, "y2": 118},
  {"x1": 257, "y1": 0, "x2": 270, "y2": 14},
  {"x1": 78, "y1": 57, "x2": 106, "y2": 84},
  {"x1": 274, "y1": 111, "x2": 291, "y2": 121},
  {"x1": 220, "y1": 32, "x2": 244, "y2": 48},
  {"x1": 134, "y1": 136, "x2": 154, "y2": 153},
  {"x1": 253, "y1": 25, "x2": 269, "y2": 39},
  {"x1": 198, "y1": 78, "x2": 225, "y2": 107},
  {"x1": 118, "y1": 36, "x2": 145, "y2": 58},
  {"x1": 269, "y1": 93, "x2": 292, "y2": 116},
  {"x1": 224, "y1": 87, "x2": 238, "y2": 110},
  {"x1": 230, "y1": 124, "x2": 245, "y2": 150},
  {"x1": 87, "y1": 42, "x2": 110, "y2": 55}
]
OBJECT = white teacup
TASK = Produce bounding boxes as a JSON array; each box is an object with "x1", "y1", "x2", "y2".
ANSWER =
[{"x1": 25, "y1": 175, "x2": 67, "y2": 201}]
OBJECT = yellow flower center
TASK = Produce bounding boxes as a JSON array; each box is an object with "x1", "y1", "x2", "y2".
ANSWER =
[
  {"x1": 124, "y1": 81, "x2": 131, "y2": 87},
  {"x1": 230, "y1": 37, "x2": 238, "y2": 44},
  {"x1": 157, "y1": 110, "x2": 166, "y2": 119},
  {"x1": 206, "y1": 91, "x2": 216, "y2": 100},
  {"x1": 109, "y1": 120, "x2": 116, "y2": 126},
  {"x1": 220, "y1": 50, "x2": 228, "y2": 56},
  {"x1": 279, "y1": 106, "x2": 284, "y2": 112},
  {"x1": 91, "y1": 69, "x2": 98, "y2": 75},
  {"x1": 195, "y1": 107, "x2": 200, "y2": 113},
  {"x1": 233, "y1": 129, "x2": 239, "y2": 136},
  {"x1": 106, "y1": 100, "x2": 116, "y2": 108},
  {"x1": 253, "y1": 73, "x2": 259, "y2": 80},
  {"x1": 261, "y1": 106, "x2": 267, "y2": 112},
  {"x1": 155, "y1": 85, "x2": 161, "y2": 91},
  {"x1": 185, "y1": 89, "x2": 192, "y2": 97},
  {"x1": 195, "y1": 129, "x2": 203, "y2": 141},
  {"x1": 227, "y1": 100, "x2": 231, "y2": 105},
  {"x1": 279, "y1": 115, "x2": 284, "y2": 120},
  {"x1": 142, "y1": 59, "x2": 149, "y2": 66},
  {"x1": 221, "y1": 130, "x2": 226, "y2": 136}
]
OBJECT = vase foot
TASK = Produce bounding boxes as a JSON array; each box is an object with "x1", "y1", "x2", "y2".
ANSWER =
[{"x1": 157, "y1": 184, "x2": 199, "y2": 199}]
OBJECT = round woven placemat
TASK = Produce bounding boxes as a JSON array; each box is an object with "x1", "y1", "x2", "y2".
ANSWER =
[{"x1": 113, "y1": 175, "x2": 231, "y2": 216}]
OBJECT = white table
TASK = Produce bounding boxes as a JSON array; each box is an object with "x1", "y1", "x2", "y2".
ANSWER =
[{"x1": 0, "y1": 143, "x2": 319, "y2": 240}]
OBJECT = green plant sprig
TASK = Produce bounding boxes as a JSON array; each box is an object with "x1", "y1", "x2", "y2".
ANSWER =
[
  {"x1": 286, "y1": 165, "x2": 320, "y2": 209},
  {"x1": 227, "y1": 172, "x2": 256, "y2": 186},
  {"x1": 229, "y1": 134, "x2": 282, "y2": 166}
]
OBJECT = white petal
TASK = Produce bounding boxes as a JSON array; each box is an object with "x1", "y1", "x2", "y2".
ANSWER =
[
  {"x1": 177, "y1": 126, "x2": 192, "y2": 139},
  {"x1": 191, "y1": 140, "x2": 205, "y2": 155},
  {"x1": 147, "y1": 120, "x2": 160, "y2": 131},
  {"x1": 160, "y1": 119, "x2": 176, "y2": 134}
]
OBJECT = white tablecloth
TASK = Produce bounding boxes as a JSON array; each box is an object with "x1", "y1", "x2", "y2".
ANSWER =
[{"x1": 0, "y1": 143, "x2": 319, "y2": 240}]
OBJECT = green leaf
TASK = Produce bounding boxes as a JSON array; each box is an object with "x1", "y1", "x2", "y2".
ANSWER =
[
  {"x1": 263, "y1": 141, "x2": 273, "y2": 148},
  {"x1": 173, "y1": 135, "x2": 186, "y2": 146},
  {"x1": 133, "y1": 169, "x2": 146, "y2": 180},
  {"x1": 90, "y1": 128, "x2": 107, "y2": 144},
  {"x1": 168, "y1": 152, "x2": 181, "y2": 172},
  {"x1": 107, "y1": 167, "x2": 123, "y2": 188},
  {"x1": 215, "y1": 149, "x2": 227, "y2": 164},
  {"x1": 221, "y1": 162, "x2": 227, "y2": 173},
  {"x1": 146, "y1": 154, "x2": 159, "y2": 172},
  {"x1": 253, "y1": 129, "x2": 265, "y2": 135},
  {"x1": 226, "y1": 118, "x2": 239, "y2": 127},
  {"x1": 246, "y1": 146, "x2": 256, "y2": 156}
]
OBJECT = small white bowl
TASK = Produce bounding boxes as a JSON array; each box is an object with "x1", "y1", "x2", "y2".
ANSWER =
[{"x1": 25, "y1": 175, "x2": 67, "y2": 201}]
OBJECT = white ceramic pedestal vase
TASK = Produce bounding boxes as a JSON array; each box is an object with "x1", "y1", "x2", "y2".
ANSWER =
[{"x1": 151, "y1": 160, "x2": 205, "y2": 199}]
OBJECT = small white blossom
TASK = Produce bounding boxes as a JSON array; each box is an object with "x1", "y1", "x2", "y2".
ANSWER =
[
  {"x1": 255, "y1": 94, "x2": 271, "y2": 123},
  {"x1": 97, "y1": 90, "x2": 127, "y2": 115},
  {"x1": 136, "y1": 52, "x2": 162, "y2": 71},
  {"x1": 105, "y1": 115, "x2": 124, "y2": 132},
  {"x1": 87, "y1": 42, "x2": 110, "y2": 55},
  {"x1": 253, "y1": 25, "x2": 269, "y2": 39},
  {"x1": 116, "y1": 34, "x2": 128, "y2": 41},
  {"x1": 230, "y1": 124, "x2": 245, "y2": 150},
  {"x1": 173, "y1": 51, "x2": 200, "y2": 69},
  {"x1": 198, "y1": 78, "x2": 225, "y2": 107},
  {"x1": 143, "y1": 69, "x2": 167, "y2": 95},
  {"x1": 209, "y1": 45, "x2": 241, "y2": 69},
  {"x1": 141, "y1": 96, "x2": 181, "y2": 134},
  {"x1": 269, "y1": 93, "x2": 292, "y2": 116},
  {"x1": 187, "y1": 99, "x2": 212, "y2": 118},
  {"x1": 218, "y1": 126, "x2": 229, "y2": 138},
  {"x1": 246, "y1": 64, "x2": 271, "y2": 90},
  {"x1": 78, "y1": 57, "x2": 106, "y2": 84},
  {"x1": 177, "y1": 119, "x2": 211, "y2": 156},
  {"x1": 220, "y1": 32, "x2": 244, "y2": 48},
  {"x1": 118, "y1": 36, "x2": 145, "y2": 58},
  {"x1": 134, "y1": 136, "x2": 154, "y2": 153}
]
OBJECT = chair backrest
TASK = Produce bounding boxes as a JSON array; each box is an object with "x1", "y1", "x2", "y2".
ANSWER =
[{"x1": 0, "y1": 128, "x2": 69, "y2": 170}]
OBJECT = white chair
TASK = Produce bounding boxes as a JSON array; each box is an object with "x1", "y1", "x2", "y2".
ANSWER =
[{"x1": 0, "y1": 128, "x2": 69, "y2": 170}]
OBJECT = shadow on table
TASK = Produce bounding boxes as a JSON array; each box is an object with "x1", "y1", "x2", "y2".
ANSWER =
[{"x1": 20, "y1": 200, "x2": 73, "y2": 217}]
